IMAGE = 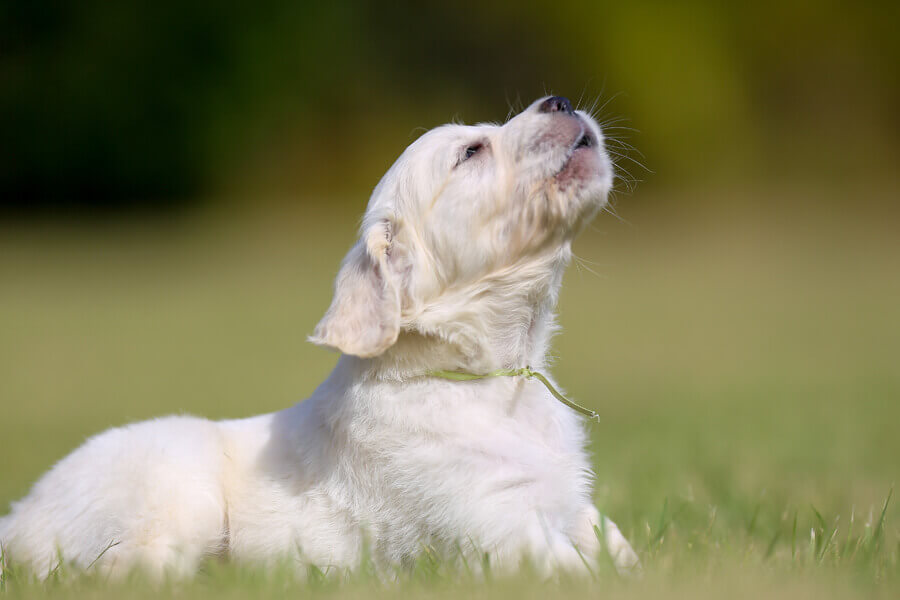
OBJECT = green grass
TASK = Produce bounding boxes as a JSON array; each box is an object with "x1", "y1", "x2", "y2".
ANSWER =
[{"x1": 1, "y1": 189, "x2": 898, "y2": 598}]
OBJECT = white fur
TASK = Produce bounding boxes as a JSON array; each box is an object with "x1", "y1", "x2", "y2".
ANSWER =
[{"x1": 0, "y1": 97, "x2": 639, "y2": 579}]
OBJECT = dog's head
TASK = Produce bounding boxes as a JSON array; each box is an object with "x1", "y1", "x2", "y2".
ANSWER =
[{"x1": 310, "y1": 96, "x2": 614, "y2": 365}]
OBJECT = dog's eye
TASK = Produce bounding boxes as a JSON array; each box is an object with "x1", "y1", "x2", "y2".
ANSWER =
[{"x1": 454, "y1": 141, "x2": 488, "y2": 168}]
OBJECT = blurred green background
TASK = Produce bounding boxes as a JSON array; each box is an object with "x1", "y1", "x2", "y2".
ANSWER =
[
  {"x1": 3, "y1": 0, "x2": 898, "y2": 209},
  {"x1": 1, "y1": 0, "x2": 898, "y2": 594}
]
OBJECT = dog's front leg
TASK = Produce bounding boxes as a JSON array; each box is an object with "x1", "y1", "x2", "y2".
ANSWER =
[
  {"x1": 485, "y1": 506, "x2": 637, "y2": 579},
  {"x1": 571, "y1": 505, "x2": 641, "y2": 576}
]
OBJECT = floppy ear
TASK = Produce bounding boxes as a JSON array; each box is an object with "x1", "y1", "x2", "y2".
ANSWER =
[{"x1": 309, "y1": 220, "x2": 403, "y2": 358}]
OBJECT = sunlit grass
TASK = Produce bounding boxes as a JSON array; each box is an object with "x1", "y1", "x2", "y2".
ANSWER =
[{"x1": 1, "y1": 189, "x2": 898, "y2": 597}]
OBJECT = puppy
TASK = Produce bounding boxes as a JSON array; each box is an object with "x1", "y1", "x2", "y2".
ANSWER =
[{"x1": 0, "y1": 96, "x2": 639, "y2": 579}]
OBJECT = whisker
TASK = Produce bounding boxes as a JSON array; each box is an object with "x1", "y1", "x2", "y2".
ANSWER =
[
  {"x1": 598, "y1": 116, "x2": 631, "y2": 127},
  {"x1": 589, "y1": 92, "x2": 625, "y2": 121},
  {"x1": 601, "y1": 201, "x2": 631, "y2": 225},
  {"x1": 575, "y1": 82, "x2": 591, "y2": 114},
  {"x1": 605, "y1": 138, "x2": 644, "y2": 155},
  {"x1": 572, "y1": 254, "x2": 605, "y2": 279},
  {"x1": 612, "y1": 152, "x2": 652, "y2": 174}
]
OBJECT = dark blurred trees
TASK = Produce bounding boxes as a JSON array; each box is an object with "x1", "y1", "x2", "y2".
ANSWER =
[{"x1": 1, "y1": 1, "x2": 897, "y2": 212}]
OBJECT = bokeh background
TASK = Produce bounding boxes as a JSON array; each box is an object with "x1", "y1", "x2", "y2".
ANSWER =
[{"x1": 1, "y1": 0, "x2": 898, "y2": 587}]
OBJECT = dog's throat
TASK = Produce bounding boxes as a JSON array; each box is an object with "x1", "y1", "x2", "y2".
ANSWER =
[{"x1": 426, "y1": 366, "x2": 600, "y2": 422}]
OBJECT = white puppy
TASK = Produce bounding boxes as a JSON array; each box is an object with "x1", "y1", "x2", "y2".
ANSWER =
[{"x1": 0, "y1": 96, "x2": 639, "y2": 579}]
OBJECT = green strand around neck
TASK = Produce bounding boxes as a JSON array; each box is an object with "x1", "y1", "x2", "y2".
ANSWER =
[{"x1": 427, "y1": 366, "x2": 600, "y2": 422}]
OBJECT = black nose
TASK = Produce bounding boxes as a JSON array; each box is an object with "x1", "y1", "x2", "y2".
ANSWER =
[{"x1": 538, "y1": 96, "x2": 574, "y2": 115}]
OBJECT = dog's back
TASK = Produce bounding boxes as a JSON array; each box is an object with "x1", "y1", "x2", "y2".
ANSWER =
[{"x1": 0, "y1": 415, "x2": 228, "y2": 578}]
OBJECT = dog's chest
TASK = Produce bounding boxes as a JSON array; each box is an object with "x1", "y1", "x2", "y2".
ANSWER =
[
  {"x1": 225, "y1": 378, "x2": 592, "y2": 564},
  {"x1": 334, "y1": 379, "x2": 593, "y2": 548}
]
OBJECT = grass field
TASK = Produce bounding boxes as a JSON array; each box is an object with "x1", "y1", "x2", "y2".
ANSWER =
[{"x1": 1, "y1": 186, "x2": 898, "y2": 598}]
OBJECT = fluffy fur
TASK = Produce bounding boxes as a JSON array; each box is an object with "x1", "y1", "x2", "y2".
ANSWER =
[{"x1": 0, "y1": 96, "x2": 639, "y2": 579}]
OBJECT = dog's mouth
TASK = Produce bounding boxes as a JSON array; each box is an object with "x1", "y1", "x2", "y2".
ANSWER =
[
  {"x1": 554, "y1": 128, "x2": 598, "y2": 181},
  {"x1": 568, "y1": 129, "x2": 597, "y2": 159}
]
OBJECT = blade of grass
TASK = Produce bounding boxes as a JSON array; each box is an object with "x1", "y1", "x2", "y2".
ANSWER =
[
  {"x1": 791, "y1": 511, "x2": 798, "y2": 561},
  {"x1": 868, "y1": 486, "x2": 892, "y2": 555}
]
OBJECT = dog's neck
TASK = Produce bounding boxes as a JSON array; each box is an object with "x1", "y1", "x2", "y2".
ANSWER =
[{"x1": 368, "y1": 248, "x2": 570, "y2": 380}]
